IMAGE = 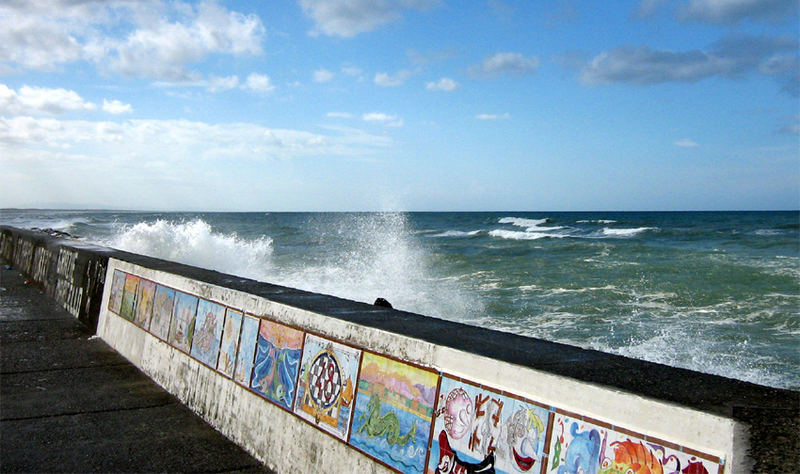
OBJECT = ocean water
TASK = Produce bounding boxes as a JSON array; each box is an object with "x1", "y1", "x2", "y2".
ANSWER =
[{"x1": 2, "y1": 209, "x2": 798, "y2": 390}]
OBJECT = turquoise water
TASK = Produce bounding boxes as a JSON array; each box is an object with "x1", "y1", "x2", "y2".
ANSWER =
[{"x1": 2, "y1": 209, "x2": 798, "y2": 390}]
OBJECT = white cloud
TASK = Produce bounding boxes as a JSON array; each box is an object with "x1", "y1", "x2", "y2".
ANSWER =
[
  {"x1": 0, "y1": 116, "x2": 391, "y2": 160},
  {"x1": 579, "y1": 35, "x2": 799, "y2": 94},
  {"x1": 327, "y1": 112, "x2": 354, "y2": 118},
  {"x1": 208, "y1": 75, "x2": 240, "y2": 92},
  {"x1": 300, "y1": 0, "x2": 440, "y2": 37},
  {"x1": 314, "y1": 68, "x2": 335, "y2": 82},
  {"x1": 362, "y1": 112, "x2": 397, "y2": 122},
  {"x1": 244, "y1": 73, "x2": 275, "y2": 93},
  {"x1": 0, "y1": 84, "x2": 96, "y2": 115},
  {"x1": 102, "y1": 99, "x2": 132, "y2": 115},
  {"x1": 680, "y1": 0, "x2": 797, "y2": 24},
  {"x1": 475, "y1": 113, "x2": 510, "y2": 120},
  {"x1": 471, "y1": 52, "x2": 539, "y2": 77},
  {"x1": 674, "y1": 138, "x2": 699, "y2": 147},
  {"x1": 374, "y1": 70, "x2": 413, "y2": 86},
  {"x1": 426, "y1": 77, "x2": 459, "y2": 91},
  {"x1": 0, "y1": 1, "x2": 266, "y2": 81},
  {"x1": 341, "y1": 66, "x2": 363, "y2": 76}
]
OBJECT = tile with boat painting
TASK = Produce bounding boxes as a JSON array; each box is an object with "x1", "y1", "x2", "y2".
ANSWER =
[{"x1": 190, "y1": 299, "x2": 225, "y2": 367}]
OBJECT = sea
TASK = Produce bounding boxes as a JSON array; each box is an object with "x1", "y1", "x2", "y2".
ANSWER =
[{"x1": 1, "y1": 209, "x2": 798, "y2": 390}]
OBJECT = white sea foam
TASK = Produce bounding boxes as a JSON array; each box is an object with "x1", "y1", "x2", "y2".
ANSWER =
[
  {"x1": 104, "y1": 214, "x2": 482, "y2": 321},
  {"x1": 601, "y1": 227, "x2": 655, "y2": 237},
  {"x1": 498, "y1": 217, "x2": 548, "y2": 228},
  {"x1": 577, "y1": 219, "x2": 617, "y2": 224},
  {"x1": 488, "y1": 229, "x2": 567, "y2": 240},
  {"x1": 431, "y1": 230, "x2": 482, "y2": 238},
  {"x1": 106, "y1": 219, "x2": 274, "y2": 281}
]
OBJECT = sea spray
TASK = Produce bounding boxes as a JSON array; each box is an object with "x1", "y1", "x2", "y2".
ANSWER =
[
  {"x1": 2, "y1": 209, "x2": 797, "y2": 390},
  {"x1": 107, "y1": 219, "x2": 273, "y2": 281}
]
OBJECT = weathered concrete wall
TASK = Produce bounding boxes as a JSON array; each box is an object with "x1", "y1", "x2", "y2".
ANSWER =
[{"x1": 2, "y1": 225, "x2": 797, "y2": 474}]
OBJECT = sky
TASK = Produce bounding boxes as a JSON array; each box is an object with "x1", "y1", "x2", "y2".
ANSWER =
[{"x1": 0, "y1": 0, "x2": 798, "y2": 211}]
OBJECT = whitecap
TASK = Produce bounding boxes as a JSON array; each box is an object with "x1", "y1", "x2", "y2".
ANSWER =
[
  {"x1": 488, "y1": 229, "x2": 567, "y2": 240},
  {"x1": 498, "y1": 217, "x2": 548, "y2": 228},
  {"x1": 601, "y1": 227, "x2": 655, "y2": 237},
  {"x1": 430, "y1": 230, "x2": 482, "y2": 238}
]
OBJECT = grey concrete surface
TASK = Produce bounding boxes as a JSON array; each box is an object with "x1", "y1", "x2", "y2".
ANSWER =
[{"x1": 0, "y1": 264, "x2": 270, "y2": 473}]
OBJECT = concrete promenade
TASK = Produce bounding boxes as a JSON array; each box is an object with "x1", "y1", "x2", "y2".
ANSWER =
[{"x1": 0, "y1": 264, "x2": 270, "y2": 473}]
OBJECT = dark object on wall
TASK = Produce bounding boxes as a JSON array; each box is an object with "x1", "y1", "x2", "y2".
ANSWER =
[{"x1": 373, "y1": 297, "x2": 392, "y2": 309}]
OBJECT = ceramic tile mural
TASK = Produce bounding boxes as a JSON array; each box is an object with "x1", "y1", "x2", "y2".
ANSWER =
[
  {"x1": 134, "y1": 279, "x2": 156, "y2": 329},
  {"x1": 119, "y1": 273, "x2": 140, "y2": 320},
  {"x1": 169, "y1": 291, "x2": 198, "y2": 352},
  {"x1": 217, "y1": 309, "x2": 243, "y2": 377},
  {"x1": 251, "y1": 319, "x2": 304, "y2": 410},
  {"x1": 108, "y1": 269, "x2": 125, "y2": 314},
  {"x1": 106, "y1": 268, "x2": 726, "y2": 474},
  {"x1": 547, "y1": 413, "x2": 720, "y2": 474},
  {"x1": 350, "y1": 352, "x2": 438, "y2": 473},
  {"x1": 234, "y1": 314, "x2": 259, "y2": 385},
  {"x1": 190, "y1": 299, "x2": 226, "y2": 367},
  {"x1": 427, "y1": 376, "x2": 551, "y2": 474},
  {"x1": 150, "y1": 284, "x2": 175, "y2": 340},
  {"x1": 294, "y1": 333, "x2": 361, "y2": 441}
]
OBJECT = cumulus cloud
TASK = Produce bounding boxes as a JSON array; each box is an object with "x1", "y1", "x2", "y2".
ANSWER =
[
  {"x1": 0, "y1": 84, "x2": 96, "y2": 115},
  {"x1": 475, "y1": 113, "x2": 510, "y2": 120},
  {"x1": 579, "y1": 35, "x2": 799, "y2": 94},
  {"x1": 244, "y1": 73, "x2": 275, "y2": 93},
  {"x1": 470, "y1": 52, "x2": 540, "y2": 77},
  {"x1": 680, "y1": 0, "x2": 798, "y2": 24},
  {"x1": 426, "y1": 77, "x2": 459, "y2": 91},
  {"x1": 314, "y1": 68, "x2": 335, "y2": 82},
  {"x1": 674, "y1": 138, "x2": 699, "y2": 147},
  {"x1": 207, "y1": 75, "x2": 240, "y2": 92},
  {"x1": 362, "y1": 112, "x2": 403, "y2": 127},
  {"x1": 0, "y1": 1, "x2": 265, "y2": 82},
  {"x1": 300, "y1": 0, "x2": 440, "y2": 37},
  {"x1": 374, "y1": 70, "x2": 414, "y2": 86},
  {"x1": 102, "y1": 99, "x2": 132, "y2": 115},
  {"x1": 362, "y1": 112, "x2": 397, "y2": 122}
]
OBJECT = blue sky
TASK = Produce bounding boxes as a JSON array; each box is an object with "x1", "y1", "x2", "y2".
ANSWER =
[{"x1": 1, "y1": 0, "x2": 798, "y2": 211}]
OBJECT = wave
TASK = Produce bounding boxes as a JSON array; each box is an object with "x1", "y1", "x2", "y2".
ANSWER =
[
  {"x1": 498, "y1": 217, "x2": 548, "y2": 228},
  {"x1": 577, "y1": 219, "x2": 617, "y2": 224},
  {"x1": 430, "y1": 230, "x2": 482, "y2": 238},
  {"x1": 489, "y1": 229, "x2": 567, "y2": 240},
  {"x1": 103, "y1": 215, "x2": 482, "y2": 321},
  {"x1": 601, "y1": 227, "x2": 656, "y2": 237},
  {"x1": 105, "y1": 219, "x2": 273, "y2": 282}
]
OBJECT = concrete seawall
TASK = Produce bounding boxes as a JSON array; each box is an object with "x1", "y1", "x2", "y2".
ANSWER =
[{"x1": 2, "y1": 225, "x2": 797, "y2": 473}]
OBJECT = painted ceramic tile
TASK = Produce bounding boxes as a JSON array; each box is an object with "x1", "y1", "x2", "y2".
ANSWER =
[
  {"x1": 251, "y1": 319, "x2": 304, "y2": 410},
  {"x1": 293, "y1": 333, "x2": 361, "y2": 441},
  {"x1": 217, "y1": 309, "x2": 243, "y2": 377},
  {"x1": 190, "y1": 299, "x2": 225, "y2": 367},
  {"x1": 427, "y1": 376, "x2": 551, "y2": 474},
  {"x1": 108, "y1": 269, "x2": 125, "y2": 314},
  {"x1": 150, "y1": 284, "x2": 175, "y2": 340},
  {"x1": 169, "y1": 291, "x2": 198, "y2": 353},
  {"x1": 547, "y1": 414, "x2": 721, "y2": 474},
  {"x1": 350, "y1": 352, "x2": 438, "y2": 473},
  {"x1": 119, "y1": 274, "x2": 140, "y2": 320},
  {"x1": 234, "y1": 314, "x2": 259, "y2": 385},
  {"x1": 134, "y1": 279, "x2": 156, "y2": 329}
]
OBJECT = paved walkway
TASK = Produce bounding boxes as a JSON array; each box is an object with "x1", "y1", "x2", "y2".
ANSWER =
[{"x1": 0, "y1": 264, "x2": 270, "y2": 473}]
